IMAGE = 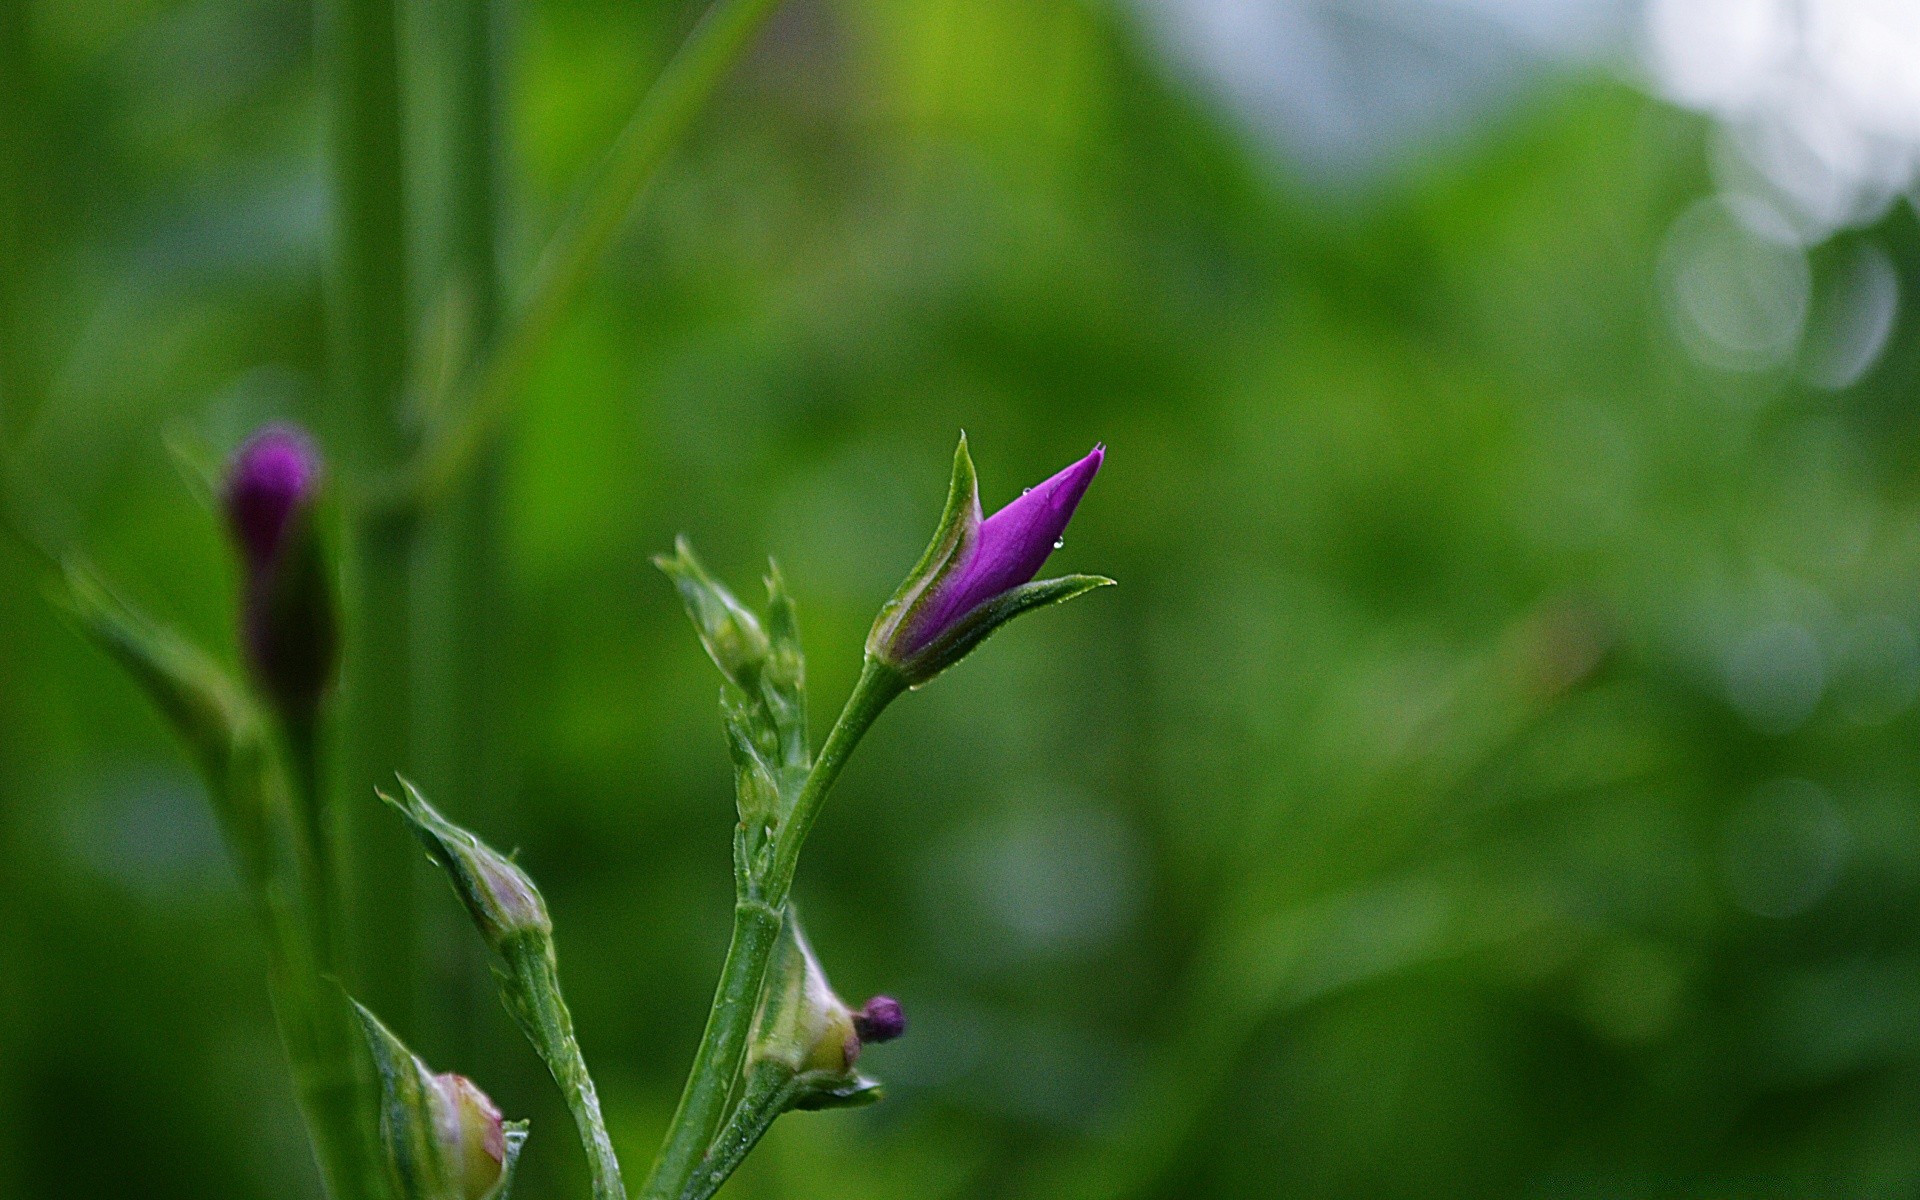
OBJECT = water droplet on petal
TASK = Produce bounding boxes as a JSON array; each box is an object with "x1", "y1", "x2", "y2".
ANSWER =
[{"x1": 1052, "y1": 538, "x2": 1064, "y2": 550}]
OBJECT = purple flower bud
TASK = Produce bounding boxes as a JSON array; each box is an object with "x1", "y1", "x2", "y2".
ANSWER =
[
  {"x1": 225, "y1": 426, "x2": 319, "y2": 570},
  {"x1": 868, "y1": 437, "x2": 1112, "y2": 683},
  {"x1": 222, "y1": 425, "x2": 336, "y2": 718},
  {"x1": 853, "y1": 995, "x2": 905, "y2": 1045}
]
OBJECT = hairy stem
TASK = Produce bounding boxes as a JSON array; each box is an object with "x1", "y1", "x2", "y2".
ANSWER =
[{"x1": 504, "y1": 937, "x2": 626, "y2": 1200}]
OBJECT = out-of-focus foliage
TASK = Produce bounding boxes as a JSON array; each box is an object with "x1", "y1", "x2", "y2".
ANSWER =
[{"x1": 5, "y1": 1, "x2": 1920, "y2": 1198}]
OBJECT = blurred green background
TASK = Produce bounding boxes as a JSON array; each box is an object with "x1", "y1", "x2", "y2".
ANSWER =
[{"x1": 6, "y1": 0, "x2": 1920, "y2": 1196}]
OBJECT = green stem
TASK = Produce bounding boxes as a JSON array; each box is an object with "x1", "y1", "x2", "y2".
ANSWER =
[
  {"x1": 320, "y1": 0, "x2": 417, "y2": 1037},
  {"x1": 0, "y1": 0, "x2": 40, "y2": 447},
  {"x1": 641, "y1": 899, "x2": 784, "y2": 1200},
  {"x1": 411, "y1": 0, "x2": 507, "y2": 1068},
  {"x1": 641, "y1": 659, "x2": 904, "y2": 1200},
  {"x1": 760, "y1": 659, "x2": 905, "y2": 904},
  {"x1": 411, "y1": 0, "x2": 786, "y2": 505},
  {"x1": 263, "y1": 888, "x2": 380, "y2": 1200},
  {"x1": 504, "y1": 937, "x2": 626, "y2": 1200},
  {"x1": 677, "y1": 1061, "x2": 796, "y2": 1200},
  {"x1": 285, "y1": 711, "x2": 350, "y2": 970}
]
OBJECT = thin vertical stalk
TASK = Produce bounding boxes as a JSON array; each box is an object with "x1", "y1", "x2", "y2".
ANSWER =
[
  {"x1": 320, "y1": 0, "x2": 419, "y2": 1036},
  {"x1": 0, "y1": 6, "x2": 35, "y2": 1193},
  {"x1": 0, "y1": 0, "x2": 37, "y2": 446},
  {"x1": 411, "y1": 0, "x2": 508, "y2": 1065},
  {"x1": 505, "y1": 938, "x2": 627, "y2": 1200}
]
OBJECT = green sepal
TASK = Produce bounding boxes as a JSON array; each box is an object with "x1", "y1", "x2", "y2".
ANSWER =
[
  {"x1": 655, "y1": 536, "x2": 770, "y2": 691},
  {"x1": 898, "y1": 573, "x2": 1115, "y2": 687},
  {"x1": 723, "y1": 697, "x2": 780, "y2": 859},
  {"x1": 864, "y1": 433, "x2": 980, "y2": 664},
  {"x1": 353, "y1": 1001, "x2": 455, "y2": 1200},
  {"x1": 787, "y1": 1074, "x2": 885, "y2": 1111},
  {"x1": 381, "y1": 778, "x2": 551, "y2": 954},
  {"x1": 492, "y1": 1124, "x2": 529, "y2": 1200},
  {"x1": 748, "y1": 907, "x2": 858, "y2": 1078},
  {"x1": 760, "y1": 559, "x2": 808, "y2": 769}
]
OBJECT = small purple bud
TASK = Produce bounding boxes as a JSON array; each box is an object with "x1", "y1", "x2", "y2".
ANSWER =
[
  {"x1": 853, "y1": 995, "x2": 905, "y2": 1045},
  {"x1": 225, "y1": 426, "x2": 319, "y2": 571},
  {"x1": 222, "y1": 425, "x2": 336, "y2": 718}
]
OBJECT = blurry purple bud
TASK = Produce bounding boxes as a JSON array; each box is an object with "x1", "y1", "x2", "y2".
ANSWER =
[
  {"x1": 222, "y1": 425, "x2": 337, "y2": 719},
  {"x1": 225, "y1": 426, "x2": 318, "y2": 569},
  {"x1": 868, "y1": 436, "x2": 1112, "y2": 684},
  {"x1": 853, "y1": 996, "x2": 905, "y2": 1045}
]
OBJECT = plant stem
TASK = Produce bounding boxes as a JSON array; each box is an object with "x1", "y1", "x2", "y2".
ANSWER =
[
  {"x1": 641, "y1": 659, "x2": 904, "y2": 1200},
  {"x1": 641, "y1": 898, "x2": 784, "y2": 1200},
  {"x1": 762, "y1": 660, "x2": 905, "y2": 904},
  {"x1": 676, "y1": 1061, "x2": 795, "y2": 1200},
  {"x1": 411, "y1": 0, "x2": 508, "y2": 1068},
  {"x1": 0, "y1": 0, "x2": 40, "y2": 447},
  {"x1": 320, "y1": 0, "x2": 418, "y2": 1035},
  {"x1": 262, "y1": 886, "x2": 381, "y2": 1200},
  {"x1": 504, "y1": 937, "x2": 627, "y2": 1200},
  {"x1": 412, "y1": 0, "x2": 786, "y2": 506}
]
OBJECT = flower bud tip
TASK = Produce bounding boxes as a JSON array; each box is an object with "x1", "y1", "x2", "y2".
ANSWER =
[
  {"x1": 435, "y1": 1072, "x2": 507, "y2": 1200},
  {"x1": 224, "y1": 425, "x2": 320, "y2": 570},
  {"x1": 854, "y1": 995, "x2": 906, "y2": 1044}
]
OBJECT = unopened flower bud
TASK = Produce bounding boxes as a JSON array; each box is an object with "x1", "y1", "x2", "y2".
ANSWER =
[
  {"x1": 222, "y1": 425, "x2": 337, "y2": 720},
  {"x1": 434, "y1": 1072, "x2": 508, "y2": 1200},
  {"x1": 383, "y1": 777, "x2": 551, "y2": 955},
  {"x1": 868, "y1": 436, "x2": 1111, "y2": 685},
  {"x1": 655, "y1": 536, "x2": 771, "y2": 689},
  {"x1": 853, "y1": 995, "x2": 906, "y2": 1045},
  {"x1": 354, "y1": 1000, "x2": 515, "y2": 1200},
  {"x1": 750, "y1": 911, "x2": 863, "y2": 1078}
]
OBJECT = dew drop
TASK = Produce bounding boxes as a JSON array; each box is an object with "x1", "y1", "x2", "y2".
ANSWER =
[
  {"x1": 1053, "y1": 538, "x2": 1064, "y2": 550},
  {"x1": 1022, "y1": 487, "x2": 1032, "y2": 495}
]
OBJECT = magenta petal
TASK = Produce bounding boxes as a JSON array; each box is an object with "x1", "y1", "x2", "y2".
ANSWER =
[
  {"x1": 906, "y1": 444, "x2": 1103, "y2": 653},
  {"x1": 225, "y1": 425, "x2": 320, "y2": 571}
]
